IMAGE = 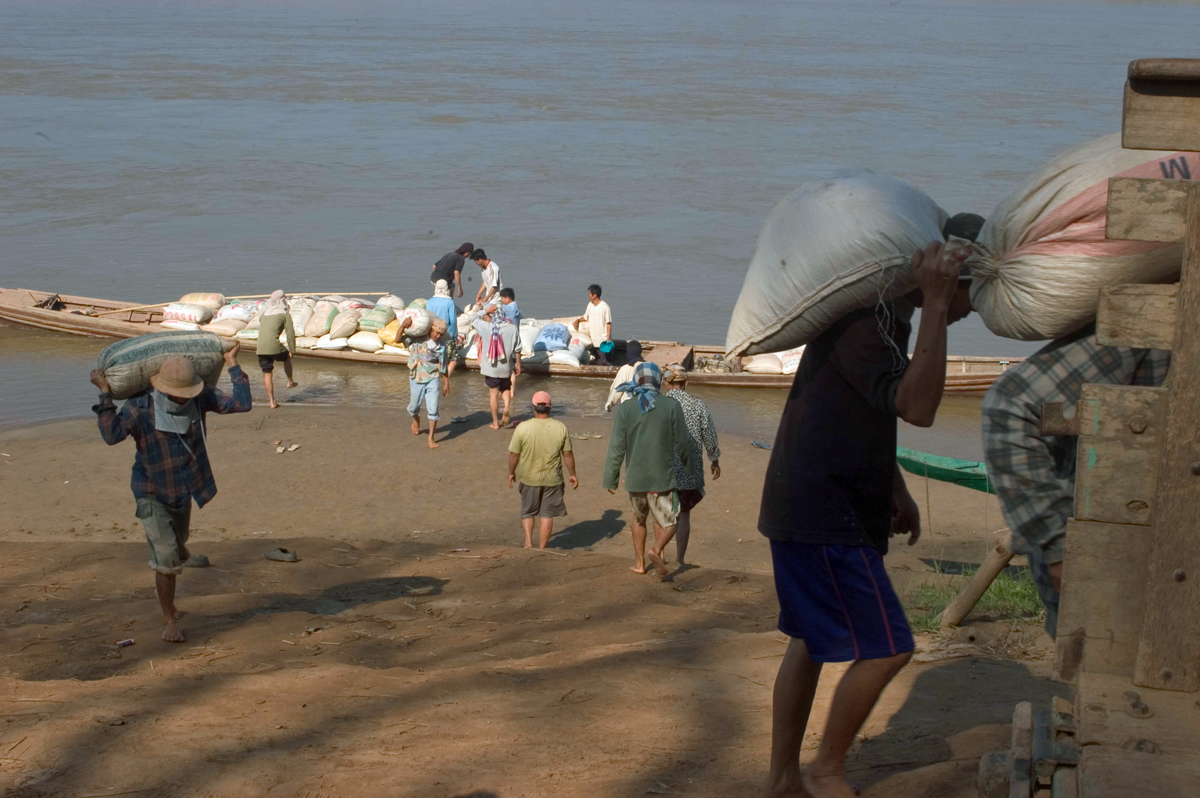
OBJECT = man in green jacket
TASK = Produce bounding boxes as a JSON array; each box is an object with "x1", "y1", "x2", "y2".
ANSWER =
[
  {"x1": 256, "y1": 290, "x2": 297, "y2": 409},
  {"x1": 603, "y1": 362, "x2": 696, "y2": 576}
]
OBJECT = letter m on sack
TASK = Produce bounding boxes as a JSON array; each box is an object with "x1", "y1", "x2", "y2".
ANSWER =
[{"x1": 1159, "y1": 157, "x2": 1192, "y2": 180}]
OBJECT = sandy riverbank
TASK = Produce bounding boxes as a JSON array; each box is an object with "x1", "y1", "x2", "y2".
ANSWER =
[{"x1": 0, "y1": 404, "x2": 1055, "y2": 797}]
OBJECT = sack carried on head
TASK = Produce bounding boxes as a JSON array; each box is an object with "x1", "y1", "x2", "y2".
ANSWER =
[{"x1": 725, "y1": 172, "x2": 947, "y2": 357}]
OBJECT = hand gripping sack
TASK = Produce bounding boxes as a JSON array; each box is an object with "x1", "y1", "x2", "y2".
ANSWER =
[
  {"x1": 968, "y1": 133, "x2": 1197, "y2": 340},
  {"x1": 97, "y1": 331, "x2": 229, "y2": 400},
  {"x1": 725, "y1": 172, "x2": 948, "y2": 357}
]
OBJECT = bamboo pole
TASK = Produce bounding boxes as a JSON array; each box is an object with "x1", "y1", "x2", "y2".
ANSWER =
[
  {"x1": 94, "y1": 292, "x2": 389, "y2": 316},
  {"x1": 938, "y1": 531, "x2": 1015, "y2": 630}
]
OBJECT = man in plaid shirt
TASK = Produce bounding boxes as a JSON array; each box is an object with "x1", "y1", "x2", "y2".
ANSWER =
[
  {"x1": 90, "y1": 345, "x2": 251, "y2": 642},
  {"x1": 981, "y1": 329, "x2": 1169, "y2": 637}
]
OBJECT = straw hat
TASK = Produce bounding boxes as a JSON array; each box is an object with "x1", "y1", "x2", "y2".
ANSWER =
[{"x1": 150, "y1": 357, "x2": 204, "y2": 399}]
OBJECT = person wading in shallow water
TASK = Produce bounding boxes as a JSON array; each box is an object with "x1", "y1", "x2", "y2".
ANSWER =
[
  {"x1": 759, "y1": 239, "x2": 973, "y2": 798},
  {"x1": 90, "y1": 345, "x2": 251, "y2": 642},
  {"x1": 256, "y1": 289, "x2": 298, "y2": 408}
]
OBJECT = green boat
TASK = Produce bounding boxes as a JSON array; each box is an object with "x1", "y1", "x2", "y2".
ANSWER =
[{"x1": 896, "y1": 447, "x2": 993, "y2": 494}]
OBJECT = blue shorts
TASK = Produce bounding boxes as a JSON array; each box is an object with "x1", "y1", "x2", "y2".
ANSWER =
[
  {"x1": 407, "y1": 378, "x2": 441, "y2": 421},
  {"x1": 770, "y1": 540, "x2": 914, "y2": 663}
]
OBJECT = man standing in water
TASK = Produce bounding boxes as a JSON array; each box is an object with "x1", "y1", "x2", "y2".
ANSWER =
[
  {"x1": 760, "y1": 240, "x2": 972, "y2": 798},
  {"x1": 90, "y1": 345, "x2": 251, "y2": 643},
  {"x1": 430, "y1": 242, "x2": 473, "y2": 299},
  {"x1": 256, "y1": 290, "x2": 298, "y2": 408}
]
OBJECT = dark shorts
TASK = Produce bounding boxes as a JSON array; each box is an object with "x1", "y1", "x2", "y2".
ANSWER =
[
  {"x1": 519, "y1": 483, "x2": 567, "y2": 518},
  {"x1": 770, "y1": 540, "x2": 914, "y2": 663},
  {"x1": 679, "y1": 488, "x2": 705, "y2": 513},
  {"x1": 485, "y1": 375, "x2": 512, "y2": 392},
  {"x1": 258, "y1": 351, "x2": 290, "y2": 372}
]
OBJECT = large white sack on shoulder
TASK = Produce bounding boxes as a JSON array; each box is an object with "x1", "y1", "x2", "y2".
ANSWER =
[
  {"x1": 314, "y1": 334, "x2": 349, "y2": 350},
  {"x1": 725, "y1": 172, "x2": 947, "y2": 357},
  {"x1": 347, "y1": 330, "x2": 383, "y2": 352},
  {"x1": 202, "y1": 319, "x2": 248, "y2": 337},
  {"x1": 744, "y1": 353, "x2": 784, "y2": 375},
  {"x1": 97, "y1": 331, "x2": 228, "y2": 400},
  {"x1": 294, "y1": 336, "x2": 320, "y2": 349},
  {"x1": 549, "y1": 349, "x2": 583, "y2": 367},
  {"x1": 179, "y1": 293, "x2": 225, "y2": 310},
  {"x1": 399, "y1": 307, "x2": 432, "y2": 337},
  {"x1": 969, "y1": 134, "x2": 1195, "y2": 340},
  {"x1": 163, "y1": 303, "x2": 214, "y2": 324},
  {"x1": 329, "y1": 309, "x2": 363, "y2": 340}
]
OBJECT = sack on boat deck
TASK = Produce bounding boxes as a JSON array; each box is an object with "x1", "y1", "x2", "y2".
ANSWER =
[
  {"x1": 358, "y1": 305, "x2": 396, "y2": 332},
  {"x1": 347, "y1": 330, "x2": 384, "y2": 353},
  {"x1": 235, "y1": 328, "x2": 259, "y2": 340},
  {"x1": 779, "y1": 346, "x2": 806, "y2": 375},
  {"x1": 375, "y1": 294, "x2": 406, "y2": 315},
  {"x1": 567, "y1": 338, "x2": 590, "y2": 364},
  {"x1": 969, "y1": 133, "x2": 1196, "y2": 341},
  {"x1": 743, "y1": 353, "x2": 783, "y2": 375},
  {"x1": 523, "y1": 350, "x2": 550, "y2": 366},
  {"x1": 725, "y1": 172, "x2": 948, "y2": 357},
  {"x1": 396, "y1": 308, "x2": 432, "y2": 338},
  {"x1": 329, "y1": 309, "x2": 364, "y2": 340},
  {"x1": 314, "y1": 334, "x2": 349, "y2": 350},
  {"x1": 338, "y1": 298, "x2": 374, "y2": 311},
  {"x1": 163, "y1": 303, "x2": 215, "y2": 325},
  {"x1": 321, "y1": 295, "x2": 348, "y2": 304},
  {"x1": 407, "y1": 298, "x2": 428, "y2": 310},
  {"x1": 178, "y1": 293, "x2": 225, "y2": 311},
  {"x1": 289, "y1": 299, "x2": 315, "y2": 336},
  {"x1": 202, "y1": 319, "x2": 248, "y2": 337},
  {"x1": 533, "y1": 323, "x2": 571, "y2": 352},
  {"x1": 97, "y1": 331, "x2": 229, "y2": 400},
  {"x1": 382, "y1": 344, "x2": 408, "y2": 356},
  {"x1": 160, "y1": 320, "x2": 202, "y2": 332},
  {"x1": 294, "y1": 336, "x2": 320, "y2": 349},
  {"x1": 519, "y1": 320, "x2": 546, "y2": 356},
  {"x1": 214, "y1": 303, "x2": 256, "y2": 323},
  {"x1": 304, "y1": 301, "x2": 340, "y2": 337},
  {"x1": 549, "y1": 349, "x2": 583, "y2": 367}
]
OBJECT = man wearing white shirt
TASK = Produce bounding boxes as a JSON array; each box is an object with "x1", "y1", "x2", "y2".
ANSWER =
[
  {"x1": 574, "y1": 284, "x2": 613, "y2": 366},
  {"x1": 472, "y1": 249, "x2": 503, "y2": 309}
]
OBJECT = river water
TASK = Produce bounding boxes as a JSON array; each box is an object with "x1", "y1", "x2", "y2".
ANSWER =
[{"x1": 2, "y1": 0, "x2": 1196, "y2": 449}]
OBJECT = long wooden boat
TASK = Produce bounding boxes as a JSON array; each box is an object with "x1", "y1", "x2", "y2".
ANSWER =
[{"x1": 0, "y1": 288, "x2": 1022, "y2": 395}]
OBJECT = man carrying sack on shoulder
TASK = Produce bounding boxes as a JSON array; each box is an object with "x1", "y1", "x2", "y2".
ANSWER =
[{"x1": 90, "y1": 345, "x2": 251, "y2": 643}]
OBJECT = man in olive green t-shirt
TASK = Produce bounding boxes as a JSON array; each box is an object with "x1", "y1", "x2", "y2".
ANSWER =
[
  {"x1": 507, "y1": 391, "x2": 578, "y2": 549},
  {"x1": 256, "y1": 290, "x2": 298, "y2": 409}
]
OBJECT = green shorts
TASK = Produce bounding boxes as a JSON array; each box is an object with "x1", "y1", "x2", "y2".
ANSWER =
[{"x1": 135, "y1": 497, "x2": 191, "y2": 575}]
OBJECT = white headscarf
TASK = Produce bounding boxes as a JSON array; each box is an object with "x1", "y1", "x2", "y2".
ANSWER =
[
  {"x1": 261, "y1": 289, "x2": 287, "y2": 317},
  {"x1": 433, "y1": 280, "x2": 451, "y2": 299}
]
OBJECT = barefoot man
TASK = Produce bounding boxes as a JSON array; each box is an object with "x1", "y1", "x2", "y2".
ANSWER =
[
  {"x1": 601, "y1": 362, "x2": 695, "y2": 576},
  {"x1": 256, "y1": 289, "x2": 298, "y2": 408},
  {"x1": 507, "y1": 391, "x2": 578, "y2": 548},
  {"x1": 90, "y1": 344, "x2": 251, "y2": 642},
  {"x1": 758, "y1": 241, "x2": 973, "y2": 797},
  {"x1": 406, "y1": 317, "x2": 451, "y2": 449}
]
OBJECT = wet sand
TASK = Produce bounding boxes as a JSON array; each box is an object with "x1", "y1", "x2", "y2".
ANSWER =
[{"x1": 0, "y1": 404, "x2": 1054, "y2": 797}]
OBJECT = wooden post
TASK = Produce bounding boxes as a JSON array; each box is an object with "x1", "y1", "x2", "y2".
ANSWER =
[
  {"x1": 1134, "y1": 183, "x2": 1200, "y2": 691},
  {"x1": 939, "y1": 534, "x2": 1014, "y2": 630}
]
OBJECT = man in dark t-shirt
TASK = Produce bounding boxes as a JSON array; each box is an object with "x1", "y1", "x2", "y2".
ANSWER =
[
  {"x1": 761, "y1": 238, "x2": 974, "y2": 798},
  {"x1": 430, "y1": 242, "x2": 473, "y2": 298}
]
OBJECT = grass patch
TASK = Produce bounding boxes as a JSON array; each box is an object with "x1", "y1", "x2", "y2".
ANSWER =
[{"x1": 904, "y1": 566, "x2": 1044, "y2": 634}]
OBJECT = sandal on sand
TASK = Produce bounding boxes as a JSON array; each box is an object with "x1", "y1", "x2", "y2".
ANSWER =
[
  {"x1": 264, "y1": 548, "x2": 298, "y2": 562},
  {"x1": 183, "y1": 554, "x2": 210, "y2": 568}
]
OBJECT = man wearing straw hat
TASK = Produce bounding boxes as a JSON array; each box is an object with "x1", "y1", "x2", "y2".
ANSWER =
[{"x1": 90, "y1": 344, "x2": 250, "y2": 643}]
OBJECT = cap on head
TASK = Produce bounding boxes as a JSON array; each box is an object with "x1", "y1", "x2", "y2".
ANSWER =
[
  {"x1": 429, "y1": 318, "x2": 448, "y2": 333},
  {"x1": 532, "y1": 391, "x2": 552, "y2": 409},
  {"x1": 150, "y1": 357, "x2": 204, "y2": 399}
]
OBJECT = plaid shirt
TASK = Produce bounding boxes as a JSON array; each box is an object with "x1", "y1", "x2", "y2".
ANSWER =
[
  {"x1": 981, "y1": 333, "x2": 1169, "y2": 629},
  {"x1": 93, "y1": 366, "x2": 252, "y2": 510}
]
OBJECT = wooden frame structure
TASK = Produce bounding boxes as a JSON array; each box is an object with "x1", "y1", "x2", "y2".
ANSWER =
[{"x1": 981, "y1": 59, "x2": 1200, "y2": 798}]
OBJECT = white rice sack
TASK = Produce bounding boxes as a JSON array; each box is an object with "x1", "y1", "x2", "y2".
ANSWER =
[
  {"x1": 304, "y1": 301, "x2": 340, "y2": 337},
  {"x1": 160, "y1": 319, "x2": 202, "y2": 331},
  {"x1": 549, "y1": 349, "x2": 583, "y2": 367},
  {"x1": 567, "y1": 337, "x2": 589, "y2": 363},
  {"x1": 358, "y1": 304, "x2": 397, "y2": 331},
  {"x1": 289, "y1": 300, "x2": 315, "y2": 336},
  {"x1": 215, "y1": 303, "x2": 256, "y2": 323},
  {"x1": 321, "y1": 295, "x2": 348, "y2": 304},
  {"x1": 338, "y1": 298, "x2": 374, "y2": 311},
  {"x1": 347, "y1": 330, "x2": 383, "y2": 353},
  {"x1": 779, "y1": 346, "x2": 806, "y2": 375},
  {"x1": 294, "y1": 336, "x2": 321, "y2": 349},
  {"x1": 376, "y1": 294, "x2": 406, "y2": 314},
  {"x1": 744, "y1": 353, "x2": 784, "y2": 375},
  {"x1": 235, "y1": 328, "x2": 260, "y2": 340},
  {"x1": 969, "y1": 133, "x2": 1195, "y2": 341},
  {"x1": 523, "y1": 350, "x2": 550, "y2": 366},
  {"x1": 178, "y1": 293, "x2": 225, "y2": 311},
  {"x1": 518, "y1": 322, "x2": 546, "y2": 357},
  {"x1": 314, "y1": 334, "x2": 349, "y2": 350},
  {"x1": 399, "y1": 307, "x2": 432, "y2": 337},
  {"x1": 381, "y1": 344, "x2": 409, "y2": 356},
  {"x1": 202, "y1": 319, "x2": 248, "y2": 337},
  {"x1": 329, "y1": 309, "x2": 363, "y2": 340},
  {"x1": 725, "y1": 171, "x2": 947, "y2": 357},
  {"x1": 163, "y1": 303, "x2": 214, "y2": 324},
  {"x1": 97, "y1": 331, "x2": 228, "y2": 399}
]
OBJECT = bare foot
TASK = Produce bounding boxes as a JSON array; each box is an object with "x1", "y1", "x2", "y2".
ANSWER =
[
  {"x1": 173, "y1": 610, "x2": 186, "y2": 620},
  {"x1": 646, "y1": 550, "x2": 669, "y2": 576},
  {"x1": 802, "y1": 772, "x2": 857, "y2": 798},
  {"x1": 412, "y1": 420, "x2": 421, "y2": 435},
  {"x1": 286, "y1": 381, "x2": 298, "y2": 388},
  {"x1": 489, "y1": 423, "x2": 501, "y2": 430},
  {"x1": 629, "y1": 564, "x2": 648, "y2": 574},
  {"x1": 500, "y1": 413, "x2": 510, "y2": 428},
  {"x1": 428, "y1": 438, "x2": 439, "y2": 449},
  {"x1": 524, "y1": 542, "x2": 533, "y2": 549},
  {"x1": 269, "y1": 402, "x2": 279, "y2": 409},
  {"x1": 162, "y1": 620, "x2": 186, "y2": 643}
]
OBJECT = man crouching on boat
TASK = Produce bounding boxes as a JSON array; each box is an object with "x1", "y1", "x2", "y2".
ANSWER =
[
  {"x1": 90, "y1": 345, "x2": 251, "y2": 642},
  {"x1": 759, "y1": 234, "x2": 974, "y2": 798}
]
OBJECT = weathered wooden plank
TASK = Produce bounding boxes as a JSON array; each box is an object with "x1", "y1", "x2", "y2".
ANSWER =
[
  {"x1": 1076, "y1": 671, "x2": 1200, "y2": 756},
  {"x1": 1095, "y1": 284, "x2": 1177, "y2": 351},
  {"x1": 1053, "y1": 520, "x2": 1153, "y2": 685},
  {"x1": 1106, "y1": 177, "x2": 1190, "y2": 243},
  {"x1": 1074, "y1": 385, "x2": 1166, "y2": 525},
  {"x1": 1135, "y1": 184, "x2": 1200, "y2": 691},
  {"x1": 1009, "y1": 701, "x2": 1033, "y2": 798},
  {"x1": 1123, "y1": 59, "x2": 1200, "y2": 151}
]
